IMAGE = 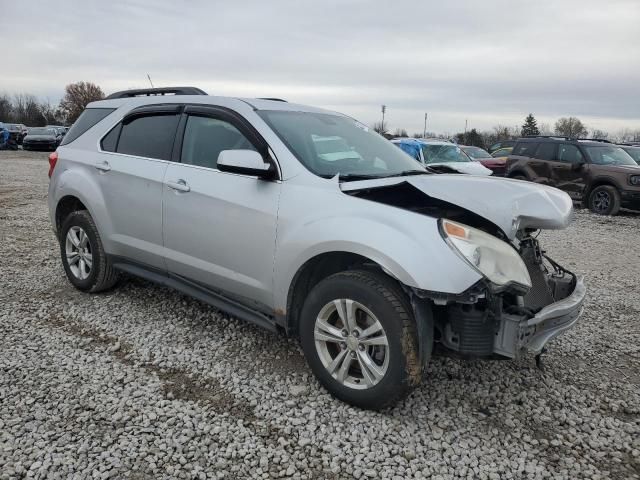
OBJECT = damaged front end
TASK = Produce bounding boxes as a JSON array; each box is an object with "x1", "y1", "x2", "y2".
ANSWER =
[{"x1": 417, "y1": 229, "x2": 585, "y2": 360}]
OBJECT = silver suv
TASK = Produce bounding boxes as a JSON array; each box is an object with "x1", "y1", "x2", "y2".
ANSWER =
[{"x1": 48, "y1": 87, "x2": 586, "y2": 409}]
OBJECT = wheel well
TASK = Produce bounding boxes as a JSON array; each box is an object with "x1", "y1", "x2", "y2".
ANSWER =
[
  {"x1": 507, "y1": 170, "x2": 528, "y2": 179},
  {"x1": 55, "y1": 196, "x2": 87, "y2": 235},
  {"x1": 285, "y1": 252, "x2": 392, "y2": 336},
  {"x1": 585, "y1": 180, "x2": 619, "y2": 201}
]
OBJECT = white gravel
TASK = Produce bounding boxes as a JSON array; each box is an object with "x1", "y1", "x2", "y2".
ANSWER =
[{"x1": 1, "y1": 150, "x2": 639, "y2": 480}]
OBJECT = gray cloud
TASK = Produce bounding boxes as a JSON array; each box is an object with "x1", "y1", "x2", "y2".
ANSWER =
[{"x1": 2, "y1": 0, "x2": 639, "y2": 134}]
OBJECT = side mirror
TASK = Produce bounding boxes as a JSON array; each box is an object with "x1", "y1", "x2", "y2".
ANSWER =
[{"x1": 217, "y1": 150, "x2": 276, "y2": 179}]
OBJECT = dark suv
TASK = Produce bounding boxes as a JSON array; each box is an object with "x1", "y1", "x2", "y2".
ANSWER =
[{"x1": 506, "y1": 137, "x2": 640, "y2": 215}]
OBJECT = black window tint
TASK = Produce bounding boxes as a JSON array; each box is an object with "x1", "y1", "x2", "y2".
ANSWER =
[
  {"x1": 100, "y1": 124, "x2": 120, "y2": 152},
  {"x1": 513, "y1": 142, "x2": 539, "y2": 157},
  {"x1": 60, "y1": 108, "x2": 115, "y2": 146},
  {"x1": 557, "y1": 144, "x2": 584, "y2": 163},
  {"x1": 116, "y1": 114, "x2": 179, "y2": 160},
  {"x1": 181, "y1": 115, "x2": 256, "y2": 169},
  {"x1": 535, "y1": 143, "x2": 557, "y2": 161}
]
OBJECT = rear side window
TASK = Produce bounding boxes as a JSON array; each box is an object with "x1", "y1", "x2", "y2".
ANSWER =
[
  {"x1": 181, "y1": 115, "x2": 256, "y2": 169},
  {"x1": 557, "y1": 144, "x2": 584, "y2": 163},
  {"x1": 116, "y1": 114, "x2": 179, "y2": 160},
  {"x1": 513, "y1": 142, "x2": 539, "y2": 157},
  {"x1": 60, "y1": 108, "x2": 115, "y2": 146},
  {"x1": 535, "y1": 143, "x2": 557, "y2": 161}
]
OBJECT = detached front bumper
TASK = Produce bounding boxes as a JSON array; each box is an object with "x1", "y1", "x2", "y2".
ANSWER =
[{"x1": 494, "y1": 276, "x2": 586, "y2": 358}]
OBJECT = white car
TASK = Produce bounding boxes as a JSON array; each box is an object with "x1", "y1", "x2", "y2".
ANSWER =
[{"x1": 392, "y1": 138, "x2": 492, "y2": 175}]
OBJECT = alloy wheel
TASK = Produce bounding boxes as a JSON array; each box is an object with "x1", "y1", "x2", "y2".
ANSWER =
[
  {"x1": 65, "y1": 226, "x2": 92, "y2": 280},
  {"x1": 593, "y1": 190, "x2": 610, "y2": 213},
  {"x1": 314, "y1": 299, "x2": 389, "y2": 390}
]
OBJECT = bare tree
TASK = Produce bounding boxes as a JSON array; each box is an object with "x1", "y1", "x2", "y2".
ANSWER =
[
  {"x1": 554, "y1": 117, "x2": 588, "y2": 138},
  {"x1": 59, "y1": 81, "x2": 105, "y2": 124},
  {"x1": 372, "y1": 121, "x2": 388, "y2": 135},
  {"x1": 392, "y1": 128, "x2": 408, "y2": 137},
  {"x1": 538, "y1": 122, "x2": 553, "y2": 136},
  {"x1": 0, "y1": 94, "x2": 12, "y2": 121},
  {"x1": 616, "y1": 128, "x2": 640, "y2": 143},
  {"x1": 589, "y1": 129, "x2": 609, "y2": 140}
]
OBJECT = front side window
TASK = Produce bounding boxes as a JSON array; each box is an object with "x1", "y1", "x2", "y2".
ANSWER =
[
  {"x1": 557, "y1": 144, "x2": 584, "y2": 163},
  {"x1": 622, "y1": 147, "x2": 640, "y2": 163},
  {"x1": 585, "y1": 146, "x2": 636, "y2": 166},
  {"x1": 422, "y1": 144, "x2": 470, "y2": 164},
  {"x1": 181, "y1": 116, "x2": 256, "y2": 169},
  {"x1": 116, "y1": 114, "x2": 179, "y2": 160},
  {"x1": 257, "y1": 111, "x2": 424, "y2": 179}
]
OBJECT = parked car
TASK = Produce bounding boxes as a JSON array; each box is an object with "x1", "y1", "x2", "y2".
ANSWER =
[
  {"x1": 488, "y1": 140, "x2": 516, "y2": 154},
  {"x1": 460, "y1": 145, "x2": 507, "y2": 176},
  {"x1": 506, "y1": 136, "x2": 640, "y2": 215},
  {"x1": 619, "y1": 145, "x2": 640, "y2": 164},
  {"x1": 392, "y1": 138, "x2": 492, "y2": 175},
  {"x1": 22, "y1": 127, "x2": 63, "y2": 151},
  {"x1": 491, "y1": 146, "x2": 513, "y2": 158},
  {"x1": 5, "y1": 123, "x2": 28, "y2": 144},
  {"x1": 48, "y1": 87, "x2": 586, "y2": 409}
]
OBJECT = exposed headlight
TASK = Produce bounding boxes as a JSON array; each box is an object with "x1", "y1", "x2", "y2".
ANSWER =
[
  {"x1": 440, "y1": 219, "x2": 532, "y2": 289},
  {"x1": 630, "y1": 175, "x2": 640, "y2": 186}
]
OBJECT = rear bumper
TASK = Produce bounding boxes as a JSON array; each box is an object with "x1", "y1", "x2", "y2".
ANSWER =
[{"x1": 494, "y1": 276, "x2": 586, "y2": 357}]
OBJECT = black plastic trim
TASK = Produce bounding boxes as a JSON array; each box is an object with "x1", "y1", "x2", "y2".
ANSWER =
[
  {"x1": 106, "y1": 87, "x2": 207, "y2": 99},
  {"x1": 110, "y1": 257, "x2": 277, "y2": 332}
]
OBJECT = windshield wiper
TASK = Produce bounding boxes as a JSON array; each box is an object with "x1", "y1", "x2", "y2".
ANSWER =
[
  {"x1": 380, "y1": 169, "x2": 431, "y2": 178},
  {"x1": 337, "y1": 173, "x2": 386, "y2": 182}
]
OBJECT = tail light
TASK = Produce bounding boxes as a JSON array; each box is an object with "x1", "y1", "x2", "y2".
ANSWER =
[{"x1": 48, "y1": 151, "x2": 58, "y2": 178}]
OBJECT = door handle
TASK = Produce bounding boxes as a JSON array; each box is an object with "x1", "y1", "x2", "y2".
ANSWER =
[
  {"x1": 166, "y1": 179, "x2": 191, "y2": 192},
  {"x1": 94, "y1": 160, "x2": 111, "y2": 172}
]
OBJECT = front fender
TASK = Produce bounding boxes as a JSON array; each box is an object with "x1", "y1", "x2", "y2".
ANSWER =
[{"x1": 273, "y1": 188, "x2": 482, "y2": 311}]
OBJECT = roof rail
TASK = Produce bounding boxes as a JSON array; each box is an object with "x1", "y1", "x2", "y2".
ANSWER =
[
  {"x1": 256, "y1": 97, "x2": 287, "y2": 102},
  {"x1": 576, "y1": 138, "x2": 611, "y2": 143},
  {"x1": 523, "y1": 135, "x2": 572, "y2": 140},
  {"x1": 105, "y1": 87, "x2": 207, "y2": 100}
]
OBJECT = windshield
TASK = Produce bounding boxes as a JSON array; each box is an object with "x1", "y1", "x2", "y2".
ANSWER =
[
  {"x1": 585, "y1": 146, "x2": 637, "y2": 166},
  {"x1": 422, "y1": 144, "x2": 470, "y2": 164},
  {"x1": 622, "y1": 147, "x2": 640, "y2": 163},
  {"x1": 29, "y1": 128, "x2": 55, "y2": 135},
  {"x1": 462, "y1": 146, "x2": 491, "y2": 159},
  {"x1": 257, "y1": 111, "x2": 425, "y2": 178}
]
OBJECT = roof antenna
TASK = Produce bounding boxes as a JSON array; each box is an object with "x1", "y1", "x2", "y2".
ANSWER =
[{"x1": 147, "y1": 74, "x2": 154, "y2": 88}]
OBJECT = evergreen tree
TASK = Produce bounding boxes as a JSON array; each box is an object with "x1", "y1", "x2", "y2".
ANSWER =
[{"x1": 521, "y1": 113, "x2": 540, "y2": 137}]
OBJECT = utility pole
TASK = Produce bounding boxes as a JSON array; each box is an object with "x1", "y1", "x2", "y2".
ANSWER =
[
  {"x1": 381, "y1": 105, "x2": 386, "y2": 129},
  {"x1": 423, "y1": 113, "x2": 428, "y2": 138},
  {"x1": 147, "y1": 74, "x2": 154, "y2": 88},
  {"x1": 464, "y1": 119, "x2": 468, "y2": 143}
]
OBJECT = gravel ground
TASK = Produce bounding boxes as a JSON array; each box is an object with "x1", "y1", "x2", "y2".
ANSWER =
[{"x1": 1, "y1": 150, "x2": 639, "y2": 480}]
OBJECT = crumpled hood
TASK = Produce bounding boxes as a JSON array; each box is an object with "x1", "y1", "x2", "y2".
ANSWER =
[
  {"x1": 430, "y1": 161, "x2": 492, "y2": 176},
  {"x1": 341, "y1": 174, "x2": 573, "y2": 239}
]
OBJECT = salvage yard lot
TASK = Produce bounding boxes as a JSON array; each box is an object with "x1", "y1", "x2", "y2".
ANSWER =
[{"x1": 1, "y1": 150, "x2": 638, "y2": 480}]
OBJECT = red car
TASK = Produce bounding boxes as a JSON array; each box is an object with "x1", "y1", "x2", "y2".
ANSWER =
[{"x1": 460, "y1": 145, "x2": 507, "y2": 176}]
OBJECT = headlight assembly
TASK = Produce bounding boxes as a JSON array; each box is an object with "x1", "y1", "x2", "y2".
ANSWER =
[
  {"x1": 630, "y1": 175, "x2": 640, "y2": 186},
  {"x1": 440, "y1": 219, "x2": 532, "y2": 289}
]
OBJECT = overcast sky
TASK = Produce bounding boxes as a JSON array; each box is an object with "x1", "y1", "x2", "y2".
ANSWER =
[{"x1": 2, "y1": 0, "x2": 639, "y2": 134}]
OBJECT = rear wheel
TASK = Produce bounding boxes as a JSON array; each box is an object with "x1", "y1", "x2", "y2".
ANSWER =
[
  {"x1": 588, "y1": 185, "x2": 620, "y2": 215},
  {"x1": 59, "y1": 210, "x2": 119, "y2": 292},
  {"x1": 299, "y1": 270, "x2": 422, "y2": 410}
]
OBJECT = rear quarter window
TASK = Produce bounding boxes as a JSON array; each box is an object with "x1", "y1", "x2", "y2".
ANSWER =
[
  {"x1": 513, "y1": 142, "x2": 539, "y2": 157},
  {"x1": 60, "y1": 108, "x2": 115, "y2": 146}
]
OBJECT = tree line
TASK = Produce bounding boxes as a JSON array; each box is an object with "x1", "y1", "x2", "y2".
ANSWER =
[
  {"x1": 376, "y1": 113, "x2": 640, "y2": 147},
  {"x1": 0, "y1": 82, "x2": 105, "y2": 127}
]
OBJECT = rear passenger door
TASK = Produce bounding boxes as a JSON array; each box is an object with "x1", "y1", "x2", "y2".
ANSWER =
[
  {"x1": 97, "y1": 105, "x2": 181, "y2": 269},
  {"x1": 550, "y1": 144, "x2": 587, "y2": 199},
  {"x1": 161, "y1": 106, "x2": 281, "y2": 311}
]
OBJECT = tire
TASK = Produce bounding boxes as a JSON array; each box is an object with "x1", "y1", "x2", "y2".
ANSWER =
[
  {"x1": 588, "y1": 185, "x2": 620, "y2": 215},
  {"x1": 299, "y1": 270, "x2": 422, "y2": 410},
  {"x1": 59, "y1": 210, "x2": 119, "y2": 292}
]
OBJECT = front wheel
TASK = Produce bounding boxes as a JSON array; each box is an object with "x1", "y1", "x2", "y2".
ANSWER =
[
  {"x1": 299, "y1": 270, "x2": 422, "y2": 410},
  {"x1": 588, "y1": 185, "x2": 620, "y2": 215}
]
